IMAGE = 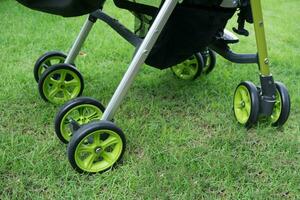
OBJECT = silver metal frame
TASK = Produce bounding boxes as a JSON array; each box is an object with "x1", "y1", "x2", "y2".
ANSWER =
[
  {"x1": 101, "y1": 0, "x2": 178, "y2": 121},
  {"x1": 65, "y1": 0, "x2": 178, "y2": 121},
  {"x1": 65, "y1": 18, "x2": 95, "y2": 64}
]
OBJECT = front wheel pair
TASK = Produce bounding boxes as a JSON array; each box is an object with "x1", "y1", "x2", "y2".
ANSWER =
[
  {"x1": 233, "y1": 81, "x2": 290, "y2": 128},
  {"x1": 54, "y1": 97, "x2": 126, "y2": 173},
  {"x1": 34, "y1": 51, "x2": 84, "y2": 104}
]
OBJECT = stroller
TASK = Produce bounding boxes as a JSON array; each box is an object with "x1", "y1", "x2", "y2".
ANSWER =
[{"x1": 17, "y1": 0, "x2": 291, "y2": 173}]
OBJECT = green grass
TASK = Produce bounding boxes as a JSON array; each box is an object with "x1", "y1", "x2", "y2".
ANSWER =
[{"x1": 0, "y1": 0, "x2": 300, "y2": 199}]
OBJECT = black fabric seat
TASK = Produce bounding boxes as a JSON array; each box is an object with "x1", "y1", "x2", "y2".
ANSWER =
[{"x1": 16, "y1": 0, "x2": 106, "y2": 17}]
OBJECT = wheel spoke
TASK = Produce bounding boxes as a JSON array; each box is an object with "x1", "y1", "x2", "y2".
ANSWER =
[
  {"x1": 77, "y1": 107, "x2": 84, "y2": 116},
  {"x1": 101, "y1": 136, "x2": 119, "y2": 149},
  {"x1": 45, "y1": 60, "x2": 52, "y2": 67},
  {"x1": 83, "y1": 153, "x2": 97, "y2": 169},
  {"x1": 186, "y1": 65, "x2": 196, "y2": 75},
  {"x1": 101, "y1": 152, "x2": 114, "y2": 164},
  {"x1": 49, "y1": 77, "x2": 59, "y2": 86},
  {"x1": 63, "y1": 89, "x2": 72, "y2": 100},
  {"x1": 175, "y1": 66, "x2": 184, "y2": 75},
  {"x1": 92, "y1": 132, "x2": 101, "y2": 146},
  {"x1": 87, "y1": 111, "x2": 101, "y2": 121},
  {"x1": 48, "y1": 88, "x2": 59, "y2": 99},
  {"x1": 42, "y1": 63, "x2": 49, "y2": 69},
  {"x1": 65, "y1": 79, "x2": 79, "y2": 87},
  {"x1": 60, "y1": 71, "x2": 67, "y2": 81},
  {"x1": 77, "y1": 145, "x2": 94, "y2": 153}
]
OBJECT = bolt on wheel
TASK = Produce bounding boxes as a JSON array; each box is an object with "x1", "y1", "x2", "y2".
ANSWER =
[
  {"x1": 171, "y1": 53, "x2": 204, "y2": 80},
  {"x1": 55, "y1": 97, "x2": 105, "y2": 143},
  {"x1": 233, "y1": 81, "x2": 260, "y2": 128},
  {"x1": 68, "y1": 121, "x2": 126, "y2": 173},
  {"x1": 38, "y1": 63, "x2": 84, "y2": 104}
]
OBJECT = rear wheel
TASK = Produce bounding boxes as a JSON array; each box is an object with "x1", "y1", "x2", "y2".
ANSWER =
[{"x1": 171, "y1": 53, "x2": 204, "y2": 80}]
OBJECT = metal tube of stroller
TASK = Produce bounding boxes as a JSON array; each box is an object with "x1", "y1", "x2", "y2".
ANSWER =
[
  {"x1": 102, "y1": 0, "x2": 178, "y2": 121},
  {"x1": 65, "y1": 17, "x2": 95, "y2": 64},
  {"x1": 250, "y1": 0, "x2": 270, "y2": 76}
]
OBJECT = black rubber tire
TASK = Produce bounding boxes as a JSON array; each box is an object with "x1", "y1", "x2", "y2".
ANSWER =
[
  {"x1": 38, "y1": 63, "x2": 84, "y2": 104},
  {"x1": 272, "y1": 82, "x2": 291, "y2": 127},
  {"x1": 201, "y1": 48, "x2": 216, "y2": 74},
  {"x1": 34, "y1": 51, "x2": 67, "y2": 82},
  {"x1": 68, "y1": 121, "x2": 126, "y2": 174},
  {"x1": 193, "y1": 52, "x2": 205, "y2": 79},
  {"x1": 233, "y1": 81, "x2": 260, "y2": 128},
  {"x1": 54, "y1": 97, "x2": 106, "y2": 144}
]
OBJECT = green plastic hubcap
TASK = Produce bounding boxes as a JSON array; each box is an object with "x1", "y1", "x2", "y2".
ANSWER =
[
  {"x1": 234, "y1": 85, "x2": 252, "y2": 124},
  {"x1": 270, "y1": 90, "x2": 282, "y2": 123},
  {"x1": 172, "y1": 56, "x2": 198, "y2": 80},
  {"x1": 43, "y1": 69, "x2": 81, "y2": 104},
  {"x1": 38, "y1": 56, "x2": 65, "y2": 79},
  {"x1": 61, "y1": 105, "x2": 103, "y2": 142},
  {"x1": 75, "y1": 130, "x2": 123, "y2": 172}
]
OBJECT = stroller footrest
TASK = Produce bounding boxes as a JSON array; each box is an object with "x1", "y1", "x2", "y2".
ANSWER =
[{"x1": 219, "y1": 29, "x2": 240, "y2": 44}]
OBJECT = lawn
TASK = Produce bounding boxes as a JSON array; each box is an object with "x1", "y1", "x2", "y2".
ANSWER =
[{"x1": 0, "y1": 0, "x2": 300, "y2": 199}]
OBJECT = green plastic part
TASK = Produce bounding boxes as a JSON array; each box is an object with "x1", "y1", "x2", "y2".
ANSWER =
[
  {"x1": 234, "y1": 85, "x2": 252, "y2": 124},
  {"x1": 60, "y1": 104, "x2": 103, "y2": 142},
  {"x1": 75, "y1": 129, "x2": 123, "y2": 173},
  {"x1": 270, "y1": 89, "x2": 282, "y2": 123},
  {"x1": 171, "y1": 56, "x2": 199, "y2": 80},
  {"x1": 38, "y1": 56, "x2": 65, "y2": 79},
  {"x1": 42, "y1": 69, "x2": 81, "y2": 104}
]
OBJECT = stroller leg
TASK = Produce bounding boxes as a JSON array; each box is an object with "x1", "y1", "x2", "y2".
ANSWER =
[
  {"x1": 101, "y1": 0, "x2": 178, "y2": 121},
  {"x1": 250, "y1": 0, "x2": 271, "y2": 76},
  {"x1": 250, "y1": 0, "x2": 276, "y2": 116},
  {"x1": 65, "y1": 16, "x2": 96, "y2": 64}
]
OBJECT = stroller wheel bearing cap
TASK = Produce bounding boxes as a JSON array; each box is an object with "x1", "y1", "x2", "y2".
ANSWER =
[
  {"x1": 34, "y1": 51, "x2": 67, "y2": 82},
  {"x1": 270, "y1": 82, "x2": 290, "y2": 127},
  {"x1": 233, "y1": 81, "x2": 260, "y2": 127},
  {"x1": 55, "y1": 97, "x2": 105, "y2": 143},
  {"x1": 171, "y1": 53, "x2": 203, "y2": 80},
  {"x1": 38, "y1": 64, "x2": 84, "y2": 104},
  {"x1": 68, "y1": 121, "x2": 126, "y2": 173}
]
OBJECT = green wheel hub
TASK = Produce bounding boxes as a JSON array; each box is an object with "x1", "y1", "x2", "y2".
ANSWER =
[
  {"x1": 270, "y1": 88, "x2": 282, "y2": 123},
  {"x1": 42, "y1": 68, "x2": 82, "y2": 104},
  {"x1": 234, "y1": 85, "x2": 252, "y2": 124},
  {"x1": 38, "y1": 56, "x2": 65, "y2": 80},
  {"x1": 171, "y1": 55, "x2": 200, "y2": 80},
  {"x1": 74, "y1": 129, "x2": 123, "y2": 173},
  {"x1": 60, "y1": 104, "x2": 103, "y2": 142}
]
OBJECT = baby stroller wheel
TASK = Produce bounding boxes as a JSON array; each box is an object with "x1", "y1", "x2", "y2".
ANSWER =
[
  {"x1": 233, "y1": 81, "x2": 260, "y2": 128},
  {"x1": 201, "y1": 49, "x2": 216, "y2": 74},
  {"x1": 38, "y1": 63, "x2": 84, "y2": 104},
  {"x1": 55, "y1": 97, "x2": 105, "y2": 144},
  {"x1": 270, "y1": 82, "x2": 290, "y2": 127},
  {"x1": 171, "y1": 53, "x2": 204, "y2": 80},
  {"x1": 68, "y1": 121, "x2": 126, "y2": 173},
  {"x1": 34, "y1": 51, "x2": 68, "y2": 82}
]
